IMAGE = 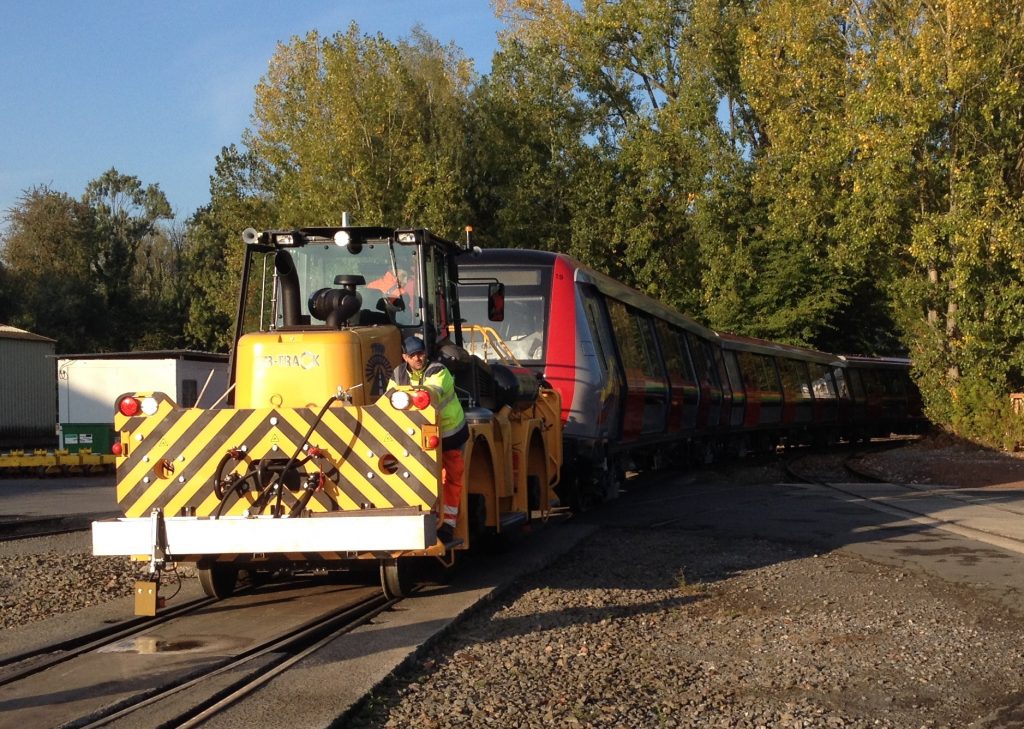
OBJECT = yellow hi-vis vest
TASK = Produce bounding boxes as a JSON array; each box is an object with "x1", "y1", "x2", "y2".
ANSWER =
[{"x1": 388, "y1": 361, "x2": 466, "y2": 440}]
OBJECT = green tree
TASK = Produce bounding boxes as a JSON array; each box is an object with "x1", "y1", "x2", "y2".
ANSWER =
[
  {"x1": 0, "y1": 186, "x2": 105, "y2": 352},
  {"x1": 183, "y1": 145, "x2": 277, "y2": 351},
  {"x1": 466, "y1": 36, "x2": 587, "y2": 252},
  {"x1": 246, "y1": 23, "x2": 474, "y2": 235},
  {"x1": 83, "y1": 168, "x2": 173, "y2": 350},
  {"x1": 874, "y1": 0, "x2": 1024, "y2": 442},
  {"x1": 722, "y1": 0, "x2": 899, "y2": 350},
  {"x1": 494, "y1": 0, "x2": 751, "y2": 317},
  {"x1": 131, "y1": 220, "x2": 188, "y2": 350}
]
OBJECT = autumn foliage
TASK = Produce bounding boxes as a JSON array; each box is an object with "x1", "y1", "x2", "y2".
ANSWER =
[{"x1": 4, "y1": 3, "x2": 1024, "y2": 446}]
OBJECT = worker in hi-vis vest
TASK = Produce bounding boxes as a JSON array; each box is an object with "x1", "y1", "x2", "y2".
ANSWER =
[{"x1": 387, "y1": 335, "x2": 468, "y2": 543}]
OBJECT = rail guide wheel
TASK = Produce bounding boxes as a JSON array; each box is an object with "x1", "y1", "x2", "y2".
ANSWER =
[
  {"x1": 198, "y1": 564, "x2": 239, "y2": 599},
  {"x1": 380, "y1": 558, "x2": 414, "y2": 599}
]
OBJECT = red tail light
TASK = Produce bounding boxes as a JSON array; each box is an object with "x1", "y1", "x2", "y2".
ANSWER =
[
  {"x1": 118, "y1": 396, "x2": 141, "y2": 417},
  {"x1": 411, "y1": 389, "x2": 431, "y2": 409},
  {"x1": 425, "y1": 435, "x2": 440, "y2": 449},
  {"x1": 111, "y1": 442, "x2": 123, "y2": 456}
]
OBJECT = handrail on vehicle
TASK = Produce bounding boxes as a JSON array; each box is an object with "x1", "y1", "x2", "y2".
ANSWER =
[{"x1": 455, "y1": 324, "x2": 522, "y2": 368}]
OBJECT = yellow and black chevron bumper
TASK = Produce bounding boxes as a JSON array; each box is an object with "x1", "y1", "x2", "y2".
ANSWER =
[{"x1": 92, "y1": 392, "x2": 443, "y2": 559}]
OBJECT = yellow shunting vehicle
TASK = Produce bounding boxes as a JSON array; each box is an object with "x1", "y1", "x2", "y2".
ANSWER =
[{"x1": 92, "y1": 226, "x2": 562, "y2": 613}]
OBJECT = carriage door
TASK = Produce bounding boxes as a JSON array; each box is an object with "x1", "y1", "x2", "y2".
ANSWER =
[{"x1": 606, "y1": 299, "x2": 668, "y2": 441}]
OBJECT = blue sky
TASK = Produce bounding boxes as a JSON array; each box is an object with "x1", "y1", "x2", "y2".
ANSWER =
[{"x1": 0, "y1": 2, "x2": 503, "y2": 225}]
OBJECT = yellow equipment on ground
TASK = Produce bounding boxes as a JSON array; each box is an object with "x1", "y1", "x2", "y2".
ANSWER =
[
  {"x1": 0, "y1": 448, "x2": 114, "y2": 475},
  {"x1": 92, "y1": 226, "x2": 562, "y2": 610}
]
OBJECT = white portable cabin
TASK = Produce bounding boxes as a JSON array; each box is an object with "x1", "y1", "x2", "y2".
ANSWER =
[
  {"x1": 0, "y1": 325, "x2": 57, "y2": 449},
  {"x1": 57, "y1": 351, "x2": 229, "y2": 453}
]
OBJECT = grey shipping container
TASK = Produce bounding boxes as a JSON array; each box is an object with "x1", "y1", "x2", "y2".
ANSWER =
[{"x1": 0, "y1": 326, "x2": 57, "y2": 449}]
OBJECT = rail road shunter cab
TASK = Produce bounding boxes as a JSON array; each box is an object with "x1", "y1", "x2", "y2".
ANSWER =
[{"x1": 93, "y1": 226, "x2": 563, "y2": 614}]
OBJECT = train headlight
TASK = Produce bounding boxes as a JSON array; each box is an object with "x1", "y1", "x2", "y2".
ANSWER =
[
  {"x1": 389, "y1": 391, "x2": 412, "y2": 410},
  {"x1": 141, "y1": 397, "x2": 159, "y2": 416}
]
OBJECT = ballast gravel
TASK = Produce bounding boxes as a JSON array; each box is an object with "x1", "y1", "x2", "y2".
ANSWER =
[
  {"x1": 0, "y1": 531, "x2": 152, "y2": 631},
  {"x1": 347, "y1": 528, "x2": 1024, "y2": 729}
]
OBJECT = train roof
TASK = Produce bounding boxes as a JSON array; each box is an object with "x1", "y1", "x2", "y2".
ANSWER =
[
  {"x1": 717, "y1": 331, "x2": 837, "y2": 365},
  {"x1": 836, "y1": 354, "x2": 912, "y2": 369},
  {"x1": 466, "y1": 248, "x2": 719, "y2": 340}
]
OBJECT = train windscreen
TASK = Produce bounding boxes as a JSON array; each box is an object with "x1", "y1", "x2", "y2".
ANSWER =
[{"x1": 458, "y1": 266, "x2": 549, "y2": 364}]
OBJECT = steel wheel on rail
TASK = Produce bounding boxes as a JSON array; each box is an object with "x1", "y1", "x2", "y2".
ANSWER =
[
  {"x1": 198, "y1": 563, "x2": 239, "y2": 599},
  {"x1": 380, "y1": 558, "x2": 414, "y2": 599}
]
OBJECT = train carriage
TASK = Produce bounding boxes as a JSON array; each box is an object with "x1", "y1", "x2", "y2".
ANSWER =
[
  {"x1": 718, "y1": 332, "x2": 842, "y2": 450},
  {"x1": 838, "y1": 355, "x2": 926, "y2": 439},
  {"x1": 458, "y1": 249, "x2": 733, "y2": 505},
  {"x1": 458, "y1": 248, "x2": 926, "y2": 509}
]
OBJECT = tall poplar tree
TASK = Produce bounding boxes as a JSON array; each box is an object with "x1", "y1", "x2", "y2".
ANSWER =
[
  {"x1": 245, "y1": 23, "x2": 474, "y2": 235},
  {"x1": 864, "y1": 0, "x2": 1024, "y2": 439},
  {"x1": 83, "y1": 168, "x2": 174, "y2": 351},
  {"x1": 494, "y1": 0, "x2": 750, "y2": 316}
]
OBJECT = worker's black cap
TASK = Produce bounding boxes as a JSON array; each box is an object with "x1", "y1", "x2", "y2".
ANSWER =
[{"x1": 403, "y1": 336, "x2": 426, "y2": 354}]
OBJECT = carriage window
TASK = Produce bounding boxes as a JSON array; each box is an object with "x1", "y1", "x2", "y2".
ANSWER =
[
  {"x1": 778, "y1": 359, "x2": 813, "y2": 400},
  {"x1": 809, "y1": 363, "x2": 837, "y2": 399},
  {"x1": 758, "y1": 356, "x2": 782, "y2": 394},
  {"x1": 723, "y1": 350, "x2": 744, "y2": 391},
  {"x1": 736, "y1": 351, "x2": 780, "y2": 394},
  {"x1": 846, "y1": 368, "x2": 867, "y2": 399},
  {"x1": 685, "y1": 333, "x2": 708, "y2": 382},
  {"x1": 701, "y1": 341, "x2": 723, "y2": 388},
  {"x1": 654, "y1": 320, "x2": 695, "y2": 385},
  {"x1": 581, "y1": 285, "x2": 616, "y2": 379},
  {"x1": 607, "y1": 298, "x2": 645, "y2": 374},
  {"x1": 712, "y1": 345, "x2": 733, "y2": 399},
  {"x1": 833, "y1": 368, "x2": 850, "y2": 398},
  {"x1": 634, "y1": 312, "x2": 665, "y2": 380},
  {"x1": 457, "y1": 264, "x2": 549, "y2": 363}
]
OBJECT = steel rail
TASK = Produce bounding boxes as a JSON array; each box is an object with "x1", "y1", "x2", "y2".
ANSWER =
[
  {"x1": 0, "y1": 595, "x2": 216, "y2": 687},
  {"x1": 76, "y1": 591, "x2": 394, "y2": 728}
]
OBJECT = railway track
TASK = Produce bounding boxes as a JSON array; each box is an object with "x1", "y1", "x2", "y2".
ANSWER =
[
  {"x1": 0, "y1": 579, "x2": 392, "y2": 728},
  {"x1": 0, "y1": 515, "x2": 97, "y2": 542},
  {"x1": 0, "y1": 595, "x2": 216, "y2": 689},
  {"x1": 784, "y1": 444, "x2": 1024, "y2": 554}
]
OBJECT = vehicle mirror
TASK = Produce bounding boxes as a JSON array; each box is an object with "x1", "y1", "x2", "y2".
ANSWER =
[{"x1": 487, "y1": 282, "x2": 505, "y2": 322}]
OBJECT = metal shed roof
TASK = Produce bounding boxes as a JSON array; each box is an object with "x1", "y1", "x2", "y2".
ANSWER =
[
  {"x1": 56, "y1": 350, "x2": 228, "y2": 362},
  {"x1": 0, "y1": 325, "x2": 56, "y2": 344}
]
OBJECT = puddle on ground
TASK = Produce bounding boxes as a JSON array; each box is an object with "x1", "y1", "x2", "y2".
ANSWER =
[{"x1": 98, "y1": 634, "x2": 248, "y2": 654}]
